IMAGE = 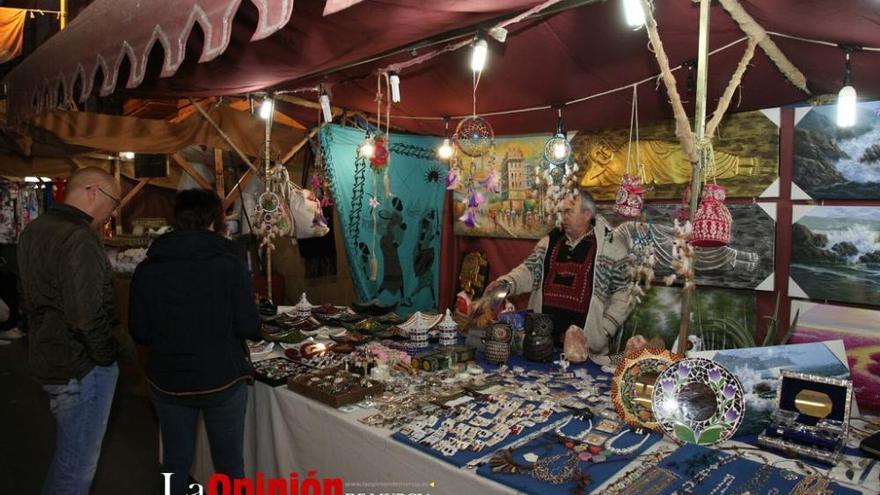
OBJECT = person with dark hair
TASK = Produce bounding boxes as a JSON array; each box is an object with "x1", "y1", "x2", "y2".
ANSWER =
[
  {"x1": 129, "y1": 188, "x2": 260, "y2": 495},
  {"x1": 18, "y1": 167, "x2": 135, "y2": 495}
]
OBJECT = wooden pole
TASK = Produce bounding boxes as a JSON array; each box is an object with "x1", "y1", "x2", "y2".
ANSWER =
[
  {"x1": 170, "y1": 153, "x2": 214, "y2": 190},
  {"x1": 118, "y1": 179, "x2": 150, "y2": 211},
  {"x1": 676, "y1": 0, "x2": 711, "y2": 357},
  {"x1": 187, "y1": 98, "x2": 260, "y2": 174},
  {"x1": 214, "y1": 148, "x2": 225, "y2": 197},
  {"x1": 59, "y1": 0, "x2": 67, "y2": 30},
  {"x1": 222, "y1": 168, "x2": 255, "y2": 210},
  {"x1": 114, "y1": 159, "x2": 122, "y2": 235}
]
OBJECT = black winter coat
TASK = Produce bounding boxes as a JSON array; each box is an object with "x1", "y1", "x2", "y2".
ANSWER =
[
  {"x1": 19, "y1": 204, "x2": 135, "y2": 384},
  {"x1": 130, "y1": 229, "x2": 261, "y2": 394}
]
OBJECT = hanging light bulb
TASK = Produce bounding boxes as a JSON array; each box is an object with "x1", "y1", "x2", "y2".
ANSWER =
[
  {"x1": 623, "y1": 0, "x2": 646, "y2": 29},
  {"x1": 837, "y1": 48, "x2": 857, "y2": 128},
  {"x1": 359, "y1": 131, "x2": 376, "y2": 159},
  {"x1": 258, "y1": 95, "x2": 274, "y2": 120},
  {"x1": 543, "y1": 108, "x2": 571, "y2": 166},
  {"x1": 319, "y1": 90, "x2": 333, "y2": 123},
  {"x1": 389, "y1": 72, "x2": 401, "y2": 103},
  {"x1": 119, "y1": 151, "x2": 135, "y2": 161},
  {"x1": 471, "y1": 37, "x2": 488, "y2": 72},
  {"x1": 437, "y1": 118, "x2": 454, "y2": 160}
]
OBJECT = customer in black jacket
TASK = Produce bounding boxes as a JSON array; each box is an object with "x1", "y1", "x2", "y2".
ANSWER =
[
  {"x1": 19, "y1": 167, "x2": 135, "y2": 495},
  {"x1": 130, "y1": 189, "x2": 260, "y2": 494}
]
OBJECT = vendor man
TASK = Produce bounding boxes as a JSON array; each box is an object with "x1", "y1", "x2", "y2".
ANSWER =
[{"x1": 486, "y1": 189, "x2": 635, "y2": 363}]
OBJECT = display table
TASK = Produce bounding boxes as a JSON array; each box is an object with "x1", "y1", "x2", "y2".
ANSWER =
[{"x1": 191, "y1": 362, "x2": 880, "y2": 495}]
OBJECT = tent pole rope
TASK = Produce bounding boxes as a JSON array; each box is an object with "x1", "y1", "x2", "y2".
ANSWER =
[
  {"x1": 706, "y1": 37, "x2": 757, "y2": 138},
  {"x1": 264, "y1": 95, "x2": 275, "y2": 302},
  {"x1": 717, "y1": 0, "x2": 810, "y2": 94}
]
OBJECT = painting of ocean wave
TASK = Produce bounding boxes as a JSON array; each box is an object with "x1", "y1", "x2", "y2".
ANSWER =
[
  {"x1": 794, "y1": 100, "x2": 880, "y2": 199},
  {"x1": 693, "y1": 341, "x2": 850, "y2": 436},
  {"x1": 790, "y1": 206, "x2": 880, "y2": 307}
]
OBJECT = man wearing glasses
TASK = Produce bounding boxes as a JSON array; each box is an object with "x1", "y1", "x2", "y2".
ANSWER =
[{"x1": 18, "y1": 167, "x2": 135, "y2": 495}]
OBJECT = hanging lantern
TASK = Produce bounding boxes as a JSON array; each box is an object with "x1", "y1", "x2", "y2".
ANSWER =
[
  {"x1": 689, "y1": 184, "x2": 732, "y2": 247},
  {"x1": 613, "y1": 174, "x2": 645, "y2": 218},
  {"x1": 543, "y1": 108, "x2": 571, "y2": 166}
]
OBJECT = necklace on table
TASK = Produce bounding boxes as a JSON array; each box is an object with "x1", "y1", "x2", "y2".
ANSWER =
[
  {"x1": 555, "y1": 418, "x2": 593, "y2": 441},
  {"x1": 679, "y1": 454, "x2": 738, "y2": 494},
  {"x1": 603, "y1": 429, "x2": 650, "y2": 456},
  {"x1": 729, "y1": 463, "x2": 773, "y2": 495},
  {"x1": 530, "y1": 451, "x2": 581, "y2": 485},
  {"x1": 788, "y1": 474, "x2": 830, "y2": 495}
]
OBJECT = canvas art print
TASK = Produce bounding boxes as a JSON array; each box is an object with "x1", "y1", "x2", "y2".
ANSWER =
[
  {"x1": 790, "y1": 205, "x2": 880, "y2": 307},
  {"x1": 793, "y1": 100, "x2": 880, "y2": 199},
  {"x1": 600, "y1": 203, "x2": 776, "y2": 291},
  {"x1": 789, "y1": 300, "x2": 880, "y2": 413},
  {"x1": 452, "y1": 134, "x2": 560, "y2": 239},
  {"x1": 692, "y1": 341, "x2": 851, "y2": 435},
  {"x1": 574, "y1": 110, "x2": 779, "y2": 200},
  {"x1": 613, "y1": 286, "x2": 756, "y2": 354}
]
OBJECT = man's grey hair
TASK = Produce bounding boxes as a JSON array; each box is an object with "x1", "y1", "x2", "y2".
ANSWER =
[{"x1": 577, "y1": 189, "x2": 596, "y2": 215}]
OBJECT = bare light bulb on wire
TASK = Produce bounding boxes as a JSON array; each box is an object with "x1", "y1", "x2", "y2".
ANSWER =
[
  {"x1": 471, "y1": 38, "x2": 488, "y2": 72},
  {"x1": 258, "y1": 96, "x2": 273, "y2": 120},
  {"x1": 359, "y1": 132, "x2": 376, "y2": 159},
  {"x1": 623, "y1": 0, "x2": 646, "y2": 28},
  {"x1": 437, "y1": 138, "x2": 454, "y2": 160},
  {"x1": 837, "y1": 49, "x2": 857, "y2": 128},
  {"x1": 544, "y1": 108, "x2": 571, "y2": 166},
  {"x1": 389, "y1": 72, "x2": 401, "y2": 103}
]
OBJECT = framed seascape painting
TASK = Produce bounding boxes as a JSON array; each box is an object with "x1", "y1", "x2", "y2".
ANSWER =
[
  {"x1": 789, "y1": 300, "x2": 880, "y2": 413},
  {"x1": 793, "y1": 100, "x2": 880, "y2": 199},
  {"x1": 692, "y1": 341, "x2": 851, "y2": 435},
  {"x1": 790, "y1": 205, "x2": 880, "y2": 307},
  {"x1": 574, "y1": 109, "x2": 780, "y2": 200}
]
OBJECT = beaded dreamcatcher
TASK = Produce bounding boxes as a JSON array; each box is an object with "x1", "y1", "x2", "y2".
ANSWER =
[{"x1": 453, "y1": 116, "x2": 494, "y2": 158}]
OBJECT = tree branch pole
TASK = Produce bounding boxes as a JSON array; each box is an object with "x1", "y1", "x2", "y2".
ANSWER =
[
  {"x1": 264, "y1": 97, "x2": 274, "y2": 302},
  {"x1": 677, "y1": 0, "x2": 711, "y2": 357}
]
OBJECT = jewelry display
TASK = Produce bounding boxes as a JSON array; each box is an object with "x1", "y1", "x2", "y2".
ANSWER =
[
  {"x1": 252, "y1": 357, "x2": 314, "y2": 386},
  {"x1": 614, "y1": 464, "x2": 680, "y2": 495},
  {"x1": 708, "y1": 473, "x2": 735, "y2": 495},
  {"x1": 603, "y1": 429, "x2": 650, "y2": 456},
  {"x1": 678, "y1": 454, "x2": 738, "y2": 494},
  {"x1": 530, "y1": 451, "x2": 580, "y2": 485},
  {"x1": 595, "y1": 419, "x2": 622, "y2": 434},
  {"x1": 728, "y1": 463, "x2": 773, "y2": 495},
  {"x1": 788, "y1": 474, "x2": 830, "y2": 495}
]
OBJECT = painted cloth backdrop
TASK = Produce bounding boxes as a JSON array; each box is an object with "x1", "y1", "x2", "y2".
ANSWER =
[{"x1": 321, "y1": 124, "x2": 445, "y2": 314}]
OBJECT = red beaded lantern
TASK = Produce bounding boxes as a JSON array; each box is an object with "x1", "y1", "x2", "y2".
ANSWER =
[
  {"x1": 613, "y1": 173, "x2": 644, "y2": 218},
  {"x1": 689, "y1": 184, "x2": 732, "y2": 247}
]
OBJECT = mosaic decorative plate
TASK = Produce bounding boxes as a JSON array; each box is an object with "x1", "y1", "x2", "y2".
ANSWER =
[{"x1": 610, "y1": 347, "x2": 678, "y2": 431}]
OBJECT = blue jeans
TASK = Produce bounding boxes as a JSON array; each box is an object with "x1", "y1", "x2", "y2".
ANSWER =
[
  {"x1": 42, "y1": 363, "x2": 119, "y2": 495},
  {"x1": 150, "y1": 380, "x2": 248, "y2": 495}
]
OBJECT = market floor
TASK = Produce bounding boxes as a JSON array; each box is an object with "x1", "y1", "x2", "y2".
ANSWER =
[{"x1": 0, "y1": 337, "x2": 164, "y2": 494}]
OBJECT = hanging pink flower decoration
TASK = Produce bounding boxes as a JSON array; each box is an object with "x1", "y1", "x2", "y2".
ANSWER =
[
  {"x1": 446, "y1": 167, "x2": 461, "y2": 190},
  {"x1": 369, "y1": 196, "x2": 381, "y2": 209},
  {"x1": 479, "y1": 169, "x2": 501, "y2": 194}
]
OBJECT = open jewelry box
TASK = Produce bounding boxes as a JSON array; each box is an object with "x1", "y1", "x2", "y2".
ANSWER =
[{"x1": 757, "y1": 370, "x2": 853, "y2": 464}]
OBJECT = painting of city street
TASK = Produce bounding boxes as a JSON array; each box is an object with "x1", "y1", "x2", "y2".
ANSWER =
[
  {"x1": 452, "y1": 134, "x2": 560, "y2": 239},
  {"x1": 793, "y1": 100, "x2": 880, "y2": 199},
  {"x1": 573, "y1": 109, "x2": 779, "y2": 200},
  {"x1": 693, "y1": 341, "x2": 851, "y2": 435},
  {"x1": 790, "y1": 206, "x2": 880, "y2": 306},
  {"x1": 789, "y1": 300, "x2": 880, "y2": 413}
]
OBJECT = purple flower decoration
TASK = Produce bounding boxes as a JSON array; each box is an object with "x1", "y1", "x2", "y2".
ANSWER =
[
  {"x1": 724, "y1": 408, "x2": 739, "y2": 423},
  {"x1": 723, "y1": 383, "x2": 737, "y2": 399},
  {"x1": 467, "y1": 189, "x2": 485, "y2": 208},
  {"x1": 677, "y1": 363, "x2": 691, "y2": 379},
  {"x1": 446, "y1": 167, "x2": 461, "y2": 190},
  {"x1": 459, "y1": 208, "x2": 478, "y2": 228},
  {"x1": 479, "y1": 170, "x2": 502, "y2": 194},
  {"x1": 661, "y1": 377, "x2": 675, "y2": 394},
  {"x1": 708, "y1": 368, "x2": 722, "y2": 383}
]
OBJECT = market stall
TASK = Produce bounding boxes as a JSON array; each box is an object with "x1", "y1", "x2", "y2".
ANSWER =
[{"x1": 4, "y1": 1, "x2": 880, "y2": 495}]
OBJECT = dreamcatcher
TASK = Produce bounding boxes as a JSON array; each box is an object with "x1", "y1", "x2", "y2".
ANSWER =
[
  {"x1": 614, "y1": 85, "x2": 646, "y2": 218},
  {"x1": 452, "y1": 67, "x2": 497, "y2": 229}
]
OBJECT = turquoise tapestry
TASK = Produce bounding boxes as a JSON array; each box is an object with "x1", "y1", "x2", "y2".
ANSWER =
[{"x1": 321, "y1": 124, "x2": 446, "y2": 314}]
